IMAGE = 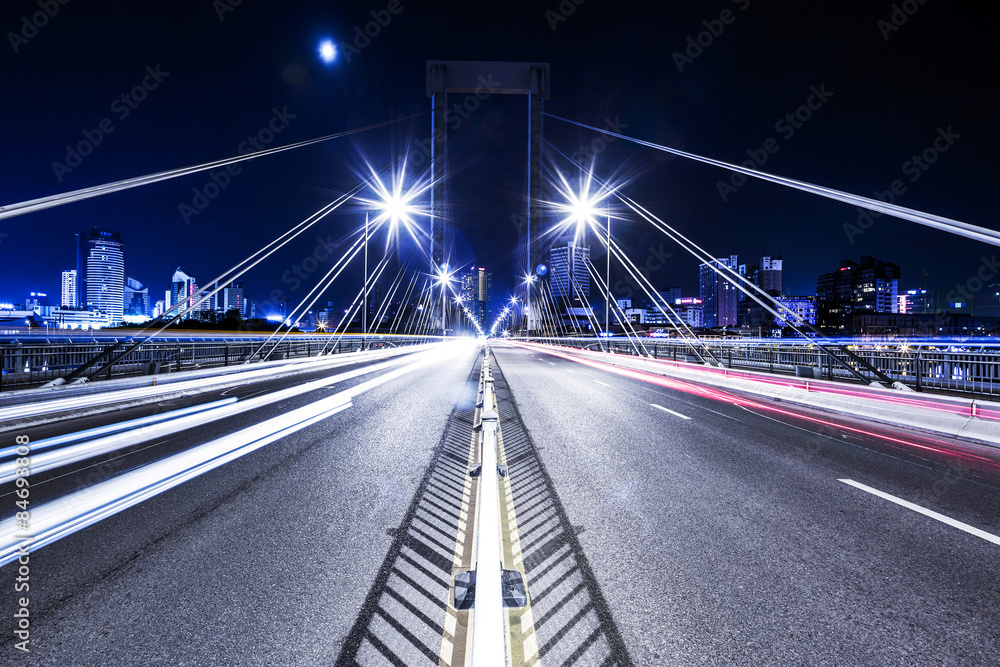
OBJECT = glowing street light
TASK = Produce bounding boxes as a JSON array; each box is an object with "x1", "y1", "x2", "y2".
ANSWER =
[
  {"x1": 436, "y1": 264, "x2": 457, "y2": 337},
  {"x1": 358, "y1": 162, "x2": 432, "y2": 249},
  {"x1": 550, "y1": 170, "x2": 618, "y2": 343},
  {"x1": 357, "y1": 166, "x2": 431, "y2": 346},
  {"x1": 523, "y1": 273, "x2": 538, "y2": 338}
]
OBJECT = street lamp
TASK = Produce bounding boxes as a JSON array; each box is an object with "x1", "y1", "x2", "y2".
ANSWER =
[
  {"x1": 363, "y1": 211, "x2": 369, "y2": 349},
  {"x1": 551, "y1": 172, "x2": 613, "y2": 341},
  {"x1": 454, "y1": 295, "x2": 465, "y2": 334},
  {"x1": 523, "y1": 274, "x2": 537, "y2": 337},
  {"x1": 436, "y1": 263, "x2": 456, "y2": 337},
  {"x1": 360, "y1": 166, "x2": 430, "y2": 346}
]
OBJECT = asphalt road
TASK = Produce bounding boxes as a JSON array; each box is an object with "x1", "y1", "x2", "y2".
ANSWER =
[
  {"x1": 0, "y1": 341, "x2": 482, "y2": 666},
  {"x1": 2, "y1": 338, "x2": 999, "y2": 665},
  {"x1": 490, "y1": 341, "x2": 1000, "y2": 665}
]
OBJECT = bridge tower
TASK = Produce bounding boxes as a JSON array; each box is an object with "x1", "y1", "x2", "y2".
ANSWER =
[{"x1": 426, "y1": 61, "x2": 550, "y2": 334}]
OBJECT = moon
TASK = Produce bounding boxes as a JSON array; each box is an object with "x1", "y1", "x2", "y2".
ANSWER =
[{"x1": 318, "y1": 40, "x2": 336, "y2": 64}]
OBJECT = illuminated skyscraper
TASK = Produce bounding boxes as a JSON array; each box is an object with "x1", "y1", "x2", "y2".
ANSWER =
[
  {"x1": 699, "y1": 255, "x2": 739, "y2": 328},
  {"x1": 460, "y1": 266, "x2": 492, "y2": 331},
  {"x1": 222, "y1": 281, "x2": 246, "y2": 317},
  {"x1": 124, "y1": 276, "x2": 150, "y2": 317},
  {"x1": 76, "y1": 228, "x2": 125, "y2": 325},
  {"x1": 171, "y1": 267, "x2": 197, "y2": 316},
  {"x1": 61, "y1": 269, "x2": 77, "y2": 308},
  {"x1": 549, "y1": 236, "x2": 590, "y2": 301}
]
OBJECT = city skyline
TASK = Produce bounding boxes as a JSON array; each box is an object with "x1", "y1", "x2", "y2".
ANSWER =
[
  {"x1": 4, "y1": 221, "x2": 997, "y2": 337},
  {"x1": 3, "y1": 3, "x2": 999, "y2": 319}
]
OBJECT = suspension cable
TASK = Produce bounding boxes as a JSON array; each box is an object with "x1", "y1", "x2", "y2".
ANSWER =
[
  {"x1": 544, "y1": 113, "x2": 1000, "y2": 247},
  {"x1": 0, "y1": 112, "x2": 430, "y2": 221}
]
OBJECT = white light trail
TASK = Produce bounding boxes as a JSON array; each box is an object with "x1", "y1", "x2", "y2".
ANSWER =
[
  {"x1": 0, "y1": 398, "x2": 236, "y2": 460},
  {"x1": 0, "y1": 350, "x2": 435, "y2": 484},
  {"x1": 0, "y1": 345, "x2": 463, "y2": 566},
  {"x1": 0, "y1": 344, "x2": 431, "y2": 422}
]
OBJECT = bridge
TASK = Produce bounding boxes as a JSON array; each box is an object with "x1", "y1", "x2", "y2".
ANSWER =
[{"x1": 3, "y1": 58, "x2": 1000, "y2": 666}]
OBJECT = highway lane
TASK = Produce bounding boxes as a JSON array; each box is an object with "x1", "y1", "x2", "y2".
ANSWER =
[
  {"x1": 491, "y1": 341, "x2": 1000, "y2": 665},
  {"x1": 0, "y1": 341, "x2": 481, "y2": 665},
  {"x1": 0, "y1": 347, "x2": 449, "y2": 507}
]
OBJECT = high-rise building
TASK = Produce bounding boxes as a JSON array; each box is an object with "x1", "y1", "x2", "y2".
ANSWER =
[
  {"x1": 460, "y1": 266, "x2": 492, "y2": 331},
  {"x1": 76, "y1": 228, "x2": 125, "y2": 325},
  {"x1": 699, "y1": 255, "x2": 739, "y2": 327},
  {"x1": 656, "y1": 288, "x2": 682, "y2": 308},
  {"x1": 817, "y1": 256, "x2": 900, "y2": 329},
  {"x1": 171, "y1": 267, "x2": 197, "y2": 316},
  {"x1": 222, "y1": 281, "x2": 246, "y2": 317},
  {"x1": 898, "y1": 288, "x2": 930, "y2": 314},
  {"x1": 124, "y1": 277, "x2": 149, "y2": 317},
  {"x1": 549, "y1": 237, "x2": 590, "y2": 302},
  {"x1": 737, "y1": 256, "x2": 783, "y2": 326},
  {"x1": 753, "y1": 257, "x2": 783, "y2": 296},
  {"x1": 674, "y1": 297, "x2": 704, "y2": 328},
  {"x1": 61, "y1": 270, "x2": 77, "y2": 308}
]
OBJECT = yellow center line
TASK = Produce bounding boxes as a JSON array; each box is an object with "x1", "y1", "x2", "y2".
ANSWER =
[{"x1": 438, "y1": 403, "x2": 480, "y2": 667}]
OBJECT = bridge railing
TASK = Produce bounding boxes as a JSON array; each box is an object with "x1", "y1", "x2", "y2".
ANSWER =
[
  {"x1": 524, "y1": 338, "x2": 1000, "y2": 398},
  {"x1": 0, "y1": 335, "x2": 435, "y2": 390}
]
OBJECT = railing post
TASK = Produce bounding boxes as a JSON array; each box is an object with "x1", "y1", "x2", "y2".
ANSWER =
[
  {"x1": 472, "y1": 349, "x2": 507, "y2": 665},
  {"x1": 104, "y1": 344, "x2": 113, "y2": 380}
]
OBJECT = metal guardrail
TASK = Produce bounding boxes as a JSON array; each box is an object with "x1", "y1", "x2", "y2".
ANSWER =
[
  {"x1": 0, "y1": 335, "x2": 436, "y2": 390},
  {"x1": 472, "y1": 349, "x2": 506, "y2": 665},
  {"x1": 522, "y1": 337, "x2": 1000, "y2": 398}
]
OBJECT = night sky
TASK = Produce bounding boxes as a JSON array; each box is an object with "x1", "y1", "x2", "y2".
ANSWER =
[{"x1": 3, "y1": 1, "x2": 999, "y2": 318}]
